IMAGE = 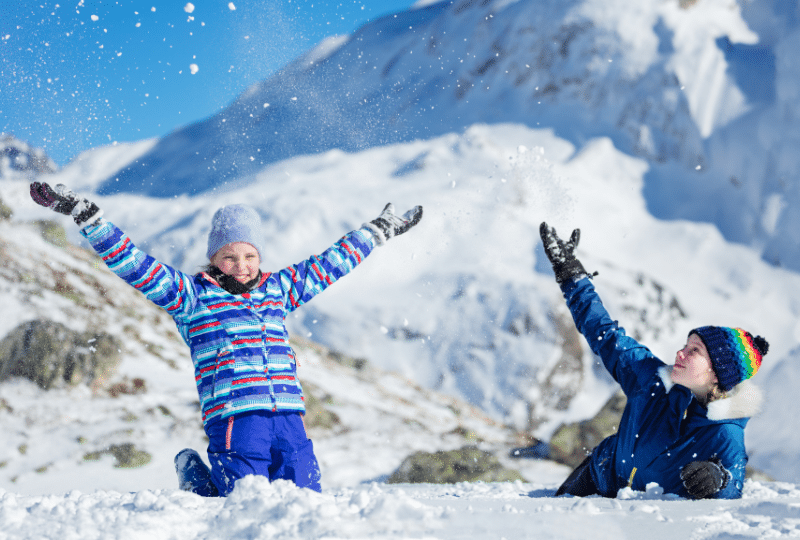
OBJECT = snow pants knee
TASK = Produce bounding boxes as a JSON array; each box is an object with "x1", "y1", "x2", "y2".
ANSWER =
[
  {"x1": 204, "y1": 410, "x2": 322, "y2": 496},
  {"x1": 555, "y1": 454, "x2": 599, "y2": 497}
]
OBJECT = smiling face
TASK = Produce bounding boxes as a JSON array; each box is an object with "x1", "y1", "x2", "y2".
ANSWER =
[
  {"x1": 670, "y1": 333, "x2": 718, "y2": 397},
  {"x1": 210, "y1": 242, "x2": 261, "y2": 283}
]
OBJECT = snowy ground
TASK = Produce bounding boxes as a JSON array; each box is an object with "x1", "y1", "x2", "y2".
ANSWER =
[{"x1": 2, "y1": 478, "x2": 800, "y2": 540}]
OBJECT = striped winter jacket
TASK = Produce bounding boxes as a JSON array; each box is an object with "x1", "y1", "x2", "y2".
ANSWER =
[{"x1": 81, "y1": 218, "x2": 376, "y2": 426}]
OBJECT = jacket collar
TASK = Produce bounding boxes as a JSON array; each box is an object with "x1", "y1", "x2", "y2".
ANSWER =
[
  {"x1": 200, "y1": 269, "x2": 269, "y2": 294},
  {"x1": 658, "y1": 366, "x2": 762, "y2": 421}
]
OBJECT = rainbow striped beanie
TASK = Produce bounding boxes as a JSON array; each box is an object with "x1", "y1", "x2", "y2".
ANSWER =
[{"x1": 690, "y1": 326, "x2": 769, "y2": 392}]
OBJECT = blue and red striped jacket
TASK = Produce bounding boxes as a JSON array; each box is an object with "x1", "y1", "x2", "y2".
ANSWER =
[{"x1": 81, "y1": 218, "x2": 376, "y2": 426}]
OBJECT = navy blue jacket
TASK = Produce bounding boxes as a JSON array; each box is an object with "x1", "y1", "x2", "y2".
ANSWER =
[{"x1": 562, "y1": 277, "x2": 759, "y2": 499}]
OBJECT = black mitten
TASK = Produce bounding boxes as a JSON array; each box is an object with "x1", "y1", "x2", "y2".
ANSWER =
[
  {"x1": 364, "y1": 203, "x2": 423, "y2": 246},
  {"x1": 539, "y1": 222, "x2": 592, "y2": 284},
  {"x1": 30, "y1": 182, "x2": 103, "y2": 228},
  {"x1": 680, "y1": 457, "x2": 730, "y2": 499}
]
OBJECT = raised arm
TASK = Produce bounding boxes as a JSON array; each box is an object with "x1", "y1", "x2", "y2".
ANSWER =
[
  {"x1": 539, "y1": 222, "x2": 661, "y2": 395},
  {"x1": 30, "y1": 182, "x2": 198, "y2": 319},
  {"x1": 279, "y1": 203, "x2": 423, "y2": 311}
]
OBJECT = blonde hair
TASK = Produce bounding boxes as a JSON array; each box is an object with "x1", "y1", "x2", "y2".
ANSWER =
[{"x1": 700, "y1": 383, "x2": 727, "y2": 408}]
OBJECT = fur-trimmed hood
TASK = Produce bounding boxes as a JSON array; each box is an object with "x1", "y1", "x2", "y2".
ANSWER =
[{"x1": 658, "y1": 366, "x2": 763, "y2": 421}]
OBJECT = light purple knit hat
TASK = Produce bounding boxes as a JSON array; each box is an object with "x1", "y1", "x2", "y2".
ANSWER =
[{"x1": 206, "y1": 204, "x2": 264, "y2": 260}]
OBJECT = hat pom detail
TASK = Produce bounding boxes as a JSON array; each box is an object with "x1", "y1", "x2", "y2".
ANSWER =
[{"x1": 752, "y1": 335, "x2": 769, "y2": 357}]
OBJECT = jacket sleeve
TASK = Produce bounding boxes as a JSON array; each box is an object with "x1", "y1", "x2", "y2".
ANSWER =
[
  {"x1": 278, "y1": 227, "x2": 377, "y2": 312},
  {"x1": 80, "y1": 218, "x2": 198, "y2": 319},
  {"x1": 560, "y1": 277, "x2": 664, "y2": 397},
  {"x1": 712, "y1": 425, "x2": 748, "y2": 499}
]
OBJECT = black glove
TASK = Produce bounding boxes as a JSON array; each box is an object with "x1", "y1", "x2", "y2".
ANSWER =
[
  {"x1": 30, "y1": 182, "x2": 103, "y2": 228},
  {"x1": 539, "y1": 222, "x2": 592, "y2": 284},
  {"x1": 680, "y1": 457, "x2": 730, "y2": 499},
  {"x1": 364, "y1": 203, "x2": 423, "y2": 246}
]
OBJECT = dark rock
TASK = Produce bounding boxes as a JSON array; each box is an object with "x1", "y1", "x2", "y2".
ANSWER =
[
  {"x1": 33, "y1": 220, "x2": 69, "y2": 249},
  {"x1": 548, "y1": 390, "x2": 627, "y2": 469},
  {"x1": 108, "y1": 377, "x2": 147, "y2": 397},
  {"x1": 83, "y1": 443, "x2": 152, "y2": 468},
  {"x1": 509, "y1": 440, "x2": 550, "y2": 460},
  {"x1": 302, "y1": 381, "x2": 340, "y2": 430},
  {"x1": 0, "y1": 319, "x2": 122, "y2": 390},
  {"x1": 387, "y1": 445, "x2": 526, "y2": 484},
  {"x1": 0, "y1": 196, "x2": 12, "y2": 221}
]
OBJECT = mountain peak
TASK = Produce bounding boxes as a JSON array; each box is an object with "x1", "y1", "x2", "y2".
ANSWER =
[{"x1": 0, "y1": 134, "x2": 57, "y2": 179}]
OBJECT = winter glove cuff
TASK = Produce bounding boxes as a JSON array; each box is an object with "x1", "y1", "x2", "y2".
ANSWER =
[
  {"x1": 362, "y1": 221, "x2": 388, "y2": 246},
  {"x1": 73, "y1": 200, "x2": 104, "y2": 229},
  {"x1": 680, "y1": 457, "x2": 730, "y2": 499},
  {"x1": 363, "y1": 203, "x2": 423, "y2": 247},
  {"x1": 539, "y1": 222, "x2": 594, "y2": 284}
]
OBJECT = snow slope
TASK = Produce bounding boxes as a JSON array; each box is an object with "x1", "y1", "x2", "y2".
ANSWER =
[
  {"x1": 2, "y1": 479, "x2": 800, "y2": 540},
  {"x1": 82, "y1": 0, "x2": 800, "y2": 275}
]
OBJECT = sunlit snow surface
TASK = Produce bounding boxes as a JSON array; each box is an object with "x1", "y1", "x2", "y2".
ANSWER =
[{"x1": 2, "y1": 478, "x2": 800, "y2": 540}]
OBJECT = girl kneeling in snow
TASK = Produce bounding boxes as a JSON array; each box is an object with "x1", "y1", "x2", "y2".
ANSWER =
[
  {"x1": 539, "y1": 223, "x2": 767, "y2": 500},
  {"x1": 30, "y1": 181, "x2": 422, "y2": 496}
]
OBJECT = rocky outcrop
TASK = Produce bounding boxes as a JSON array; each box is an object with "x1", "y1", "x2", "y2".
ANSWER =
[
  {"x1": 387, "y1": 446, "x2": 526, "y2": 484},
  {"x1": 83, "y1": 443, "x2": 152, "y2": 469},
  {"x1": 0, "y1": 319, "x2": 122, "y2": 390},
  {"x1": 302, "y1": 381, "x2": 341, "y2": 430},
  {"x1": 548, "y1": 390, "x2": 626, "y2": 469}
]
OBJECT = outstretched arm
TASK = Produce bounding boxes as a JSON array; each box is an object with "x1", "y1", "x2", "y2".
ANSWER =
[
  {"x1": 30, "y1": 182, "x2": 198, "y2": 319},
  {"x1": 280, "y1": 203, "x2": 423, "y2": 311},
  {"x1": 539, "y1": 222, "x2": 660, "y2": 395}
]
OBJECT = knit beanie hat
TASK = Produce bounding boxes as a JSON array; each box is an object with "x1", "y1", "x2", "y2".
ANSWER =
[
  {"x1": 206, "y1": 204, "x2": 264, "y2": 260},
  {"x1": 689, "y1": 326, "x2": 769, "y2": 392}
]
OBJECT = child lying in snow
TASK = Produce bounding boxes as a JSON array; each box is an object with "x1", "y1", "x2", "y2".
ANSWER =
[
  {"x1": 539, "y1": 223, "x2": 767, "y2": 500},
  {"x1": 30, "y1": 181, "x2": 422, "y2": 496}
]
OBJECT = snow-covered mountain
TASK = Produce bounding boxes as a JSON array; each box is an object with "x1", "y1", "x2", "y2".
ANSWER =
[
  {"x1": 89, "y1": 0, "x2": 800, "y2": 275},
  {"x1": 0, "y1": 134, "x2": 57, "y2": 179},
  {"x1": 5, "y1": 0, "x2": 800, "y2": 483}
]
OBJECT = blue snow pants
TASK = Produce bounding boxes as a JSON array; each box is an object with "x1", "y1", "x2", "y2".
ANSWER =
[{"x1": 204, "y1": 410, "x2": 322, "y2": 496}]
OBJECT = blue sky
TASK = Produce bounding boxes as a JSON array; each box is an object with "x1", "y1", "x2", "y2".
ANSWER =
[{"x1": 1, "y1": 0, "x2": 420, "y2": 166}]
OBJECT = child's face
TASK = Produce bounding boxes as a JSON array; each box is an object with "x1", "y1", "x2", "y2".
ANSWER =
[
  {"x1": 210, "y1": 242, "x2": 260, "y2": 283},
  {"x1": 670, "y1": 334, "x2": 718, "y2": 396}
]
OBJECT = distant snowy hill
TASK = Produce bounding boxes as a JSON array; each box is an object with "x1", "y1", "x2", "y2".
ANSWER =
[
  {"x1": 0, "y1": 134, "x2": 57, "y2": 178},
  {"x1": 90, "y1": 0, "x2": 800, "y2": 273}
]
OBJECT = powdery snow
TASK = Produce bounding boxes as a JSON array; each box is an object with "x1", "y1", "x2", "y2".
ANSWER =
[{"x1": 1, "y1": 478, "x2": 800, "y2": 540}]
